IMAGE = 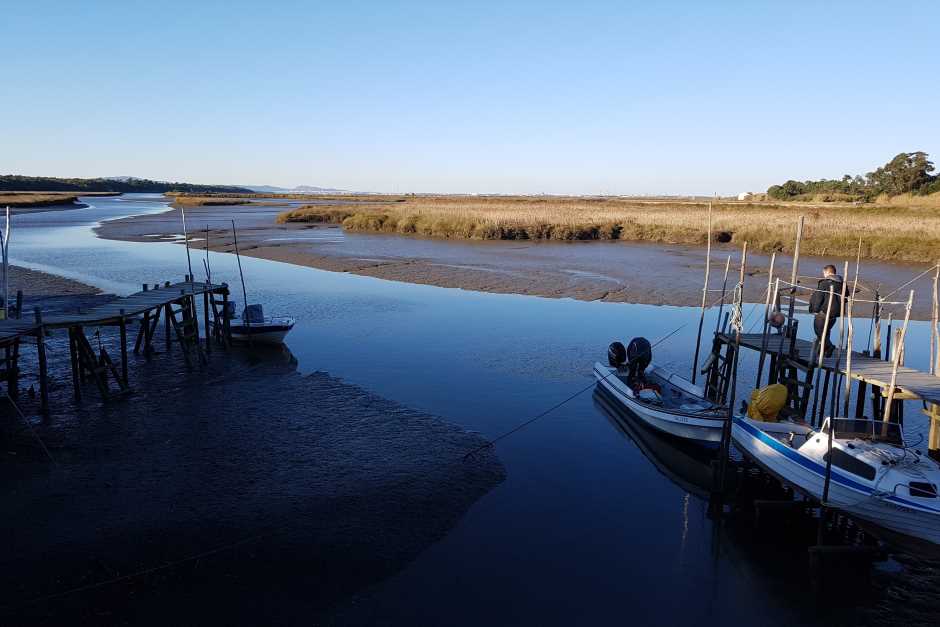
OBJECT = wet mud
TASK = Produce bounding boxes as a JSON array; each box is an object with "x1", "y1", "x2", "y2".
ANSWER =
[{"x1": 1, "y1": 326, "x2": 504, "y2": 625}]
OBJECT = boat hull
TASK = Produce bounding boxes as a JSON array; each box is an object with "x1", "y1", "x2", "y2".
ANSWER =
[
  {"x1": 593, "y1": 363, "x2": 724, "y2": 445},
  {"x1": 731, "y1": 416, "x2": 940, "y2": 547},
  {"x1": 212, "y1": 321, "x2": 294, "y2": 345}
]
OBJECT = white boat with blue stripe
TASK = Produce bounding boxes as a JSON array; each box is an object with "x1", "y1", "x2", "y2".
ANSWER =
[{"x1": 732, "y1": 415, "x2": 940, "y2": 548}]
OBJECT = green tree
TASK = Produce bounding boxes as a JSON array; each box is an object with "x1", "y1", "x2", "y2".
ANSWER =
[{"x1": 867, "y1": 151, "x2": 935, "y2": 195}]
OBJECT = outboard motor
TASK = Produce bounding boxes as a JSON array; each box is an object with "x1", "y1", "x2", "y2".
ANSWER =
[
  {"x1": 626, "y1": 337, "x2": 652, "y2": 378},
  {"x1": 608, "y1": 341, "x2": 627, "y2": 368},
  {"x1": 224, "y1": 301, "x2": 237, "y2": 320}
]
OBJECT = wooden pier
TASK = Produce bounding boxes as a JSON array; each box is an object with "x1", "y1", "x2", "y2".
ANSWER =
[{"x1": 0, "y1": 278, "x2": 231, "y2": 414}]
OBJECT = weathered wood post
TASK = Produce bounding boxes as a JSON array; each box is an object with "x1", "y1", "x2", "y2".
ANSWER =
[
  {"x1": 842, "y1": 293, "x2": 856, "y2": 417},
  {"x1": 755, "y1": 252, "x2": 777, "y2": 386},
  {"x1": 930, "y1": 266, "x2": 940, "y2": 460},
  {"x1": 68, "y1": 327, "x2": 82, "y2": 401},
  {"x1": 883, "y1": 291, "x2": 914, "y2": 424},
  {"x1": 34, "y1": 307, "x2": 49, "y2": 415},
  {"x1": 164, "y1": 302, "x2": 172, "y2": 350},
  {"x1": 119, "y1": 308, "x2": 128, "y2": 387},
  {"x1": 691, "y1": 202, "x2": 712, "y2": 384},
  {"x1": 221, "y1": 283, "x2": 231, "y2": 345},
  {"x1": 717, "y1": 242, "x2": 748, "y2": 491},
  {"x1": 204, "y1": 291, "x2": 211, "y2": 354},
  {"x1": 811, "y1": 286, "x2": 835, "y2": 423}
]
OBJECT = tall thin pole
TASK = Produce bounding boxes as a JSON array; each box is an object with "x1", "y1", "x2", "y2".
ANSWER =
[
  {"x1": 790, "y1": 216, "x2": 804, "y2": 287},
  {"x1": 204, "y1": 224, "x2": 212, "y2": 283},
  {"x1": 883, "y1": 291, "x2": 914, "y2": 423},
  {"x1": 231, "y1": 219, "x2": 250, "y2": 332},
  {"x1": 181, "y1": 206, "x2": 193, "y2": 281},
  {"x1": 811, "y1": 286, "x2": 836, "y2": 424},
  {"x1": 718, "y1": 242, "x2": 747, "y2": 490},
  {"x1": 755, "y1": 252, "x2": 777, "y2": 385},
  {"x1": 714, "y1": 255, "x2": 732, "y2": 333},
  {"x1": 832, "y1": 261, "x2": 850, "y2": 413},
  {"x1": 842, "y1": 293, "x2": 856, "y2": 417},
  {"x1": 932, "y1": 264, "x2": 939, "y2": 376},
  {"x1": 1, "y1": 206, "x2": 9, "y2": 318},
  {"x1": 841, "y1": 248, "x2": 862, "y2": 416},
  {"x1": 692, "y1": 203, "x2": 713, "y2": 383}
]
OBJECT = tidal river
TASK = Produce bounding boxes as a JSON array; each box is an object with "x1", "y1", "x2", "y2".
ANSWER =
[{"x1": 5, "y1": 194, "x2": 939, "y2": 625}]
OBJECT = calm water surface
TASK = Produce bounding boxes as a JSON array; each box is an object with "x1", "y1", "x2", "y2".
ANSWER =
[{"x1": 11, "y1": 195, "x2": 940, "y2": 625}]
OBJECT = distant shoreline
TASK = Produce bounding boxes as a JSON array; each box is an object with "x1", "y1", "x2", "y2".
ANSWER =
[{"x1": 92, "y1": 200, "x2": 940, "y2": 321}]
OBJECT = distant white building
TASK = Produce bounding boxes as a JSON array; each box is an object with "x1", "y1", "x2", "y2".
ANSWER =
[{"x1": 737, "y1": 192, "x2": 753, "y2": 201}]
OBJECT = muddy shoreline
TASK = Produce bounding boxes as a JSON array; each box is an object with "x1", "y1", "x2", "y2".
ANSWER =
[
  {"x1": 95, "y1": 203, "x2": 940, "y2": 320},
  {"x1": 2, "y1": 296, "x2": 504, "y2": 625}
]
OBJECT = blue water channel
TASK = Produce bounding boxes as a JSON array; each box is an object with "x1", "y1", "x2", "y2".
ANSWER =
[{"x1": 10, "y1": 195, "x2": 938, "y2": 625}]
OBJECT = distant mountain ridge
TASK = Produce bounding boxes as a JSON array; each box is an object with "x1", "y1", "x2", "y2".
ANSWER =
[{"x1": 0, "y1": 175, "x2": 251, "y2": 194}]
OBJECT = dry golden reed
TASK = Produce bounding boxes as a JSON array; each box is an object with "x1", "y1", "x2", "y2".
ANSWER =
[{"x1": 266, "y1": 193, "x2": 940, "y2": 263}]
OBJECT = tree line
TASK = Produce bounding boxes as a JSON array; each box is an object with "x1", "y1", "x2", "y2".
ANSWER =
[
  {"x1": 767, "y1": 152, "x2": 939, "y2": 201},
  {"x1": 0, "y1": 175, "x2": 251, "y2": 195}
]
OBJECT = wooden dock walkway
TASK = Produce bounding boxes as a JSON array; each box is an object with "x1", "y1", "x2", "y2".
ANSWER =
[
  {"x1": 730, "y1": 332, "x2": 940, "y2": 405},
  {"x1": 0, "y1": 278, "x2": 231, "y2": 414}
]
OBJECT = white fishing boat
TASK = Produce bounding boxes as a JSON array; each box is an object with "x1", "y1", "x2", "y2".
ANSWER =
[
  {"x1": 594, "y1": 338, "x2": 726, "y2": 445},
  {"x1": 218, "y1": 303, "x2": 295, "y2": 344},
  {"x1": 732, "y1": 415, "x2": 940, "y2": 548}
]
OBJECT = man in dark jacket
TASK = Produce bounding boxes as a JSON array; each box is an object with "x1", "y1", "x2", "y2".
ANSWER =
[{"x1": 808, "y1": 264, "x2": 844, "y2": 357}]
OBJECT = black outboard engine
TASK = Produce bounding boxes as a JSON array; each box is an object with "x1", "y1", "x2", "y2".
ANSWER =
[
  {"x1": 626, "y1": 337, "x2": 652, "y2": 378},
  {"x1": 608, "y1": 341, "x2": 627, "y2": 368}
]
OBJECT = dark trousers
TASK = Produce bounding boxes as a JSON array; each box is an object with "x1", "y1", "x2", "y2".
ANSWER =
[{"x1": 813, "y1": 313, "x2": 837, "y2": 356}]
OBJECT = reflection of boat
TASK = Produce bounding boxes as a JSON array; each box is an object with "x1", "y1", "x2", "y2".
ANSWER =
[
  {"x1": 594, "y1": 388, "x2": 719, "y2": 498},
  {"x1": 217, "y1": 303, "x2": 295, "y2": 344},
  {"x1": 732, "y1": 415, "x2": 940, "y2": 548},
  {"x1": 594, "y1": 338, "x2": 725, "y2": 445}
]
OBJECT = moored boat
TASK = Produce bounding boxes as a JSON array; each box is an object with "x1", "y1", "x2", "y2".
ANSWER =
[
  {"x1": 216, "y1": 303, "x2": 295, "y2": 344},
  {"x1": 594, "y1": 338, "x2": 726, "y2": 445},
  {"x1": 732, "y1": 415, "x2": 940, "y2": 548}
]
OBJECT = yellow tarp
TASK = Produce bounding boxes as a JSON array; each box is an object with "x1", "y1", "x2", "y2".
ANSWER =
[{"x1": 747, "y1": 383, "x2": 788, "y2": 422}]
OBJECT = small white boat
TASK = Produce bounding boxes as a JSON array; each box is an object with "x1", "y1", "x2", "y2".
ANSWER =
[
  {"x1": 732, "y1": 415, "x2": 940, "y2": 548},
  {"x1": 594, "y1": 338, "x2": 726, "y2": 445},
  {"x1": 218, "y1": 303, "x2": 295, "y2": 344}
]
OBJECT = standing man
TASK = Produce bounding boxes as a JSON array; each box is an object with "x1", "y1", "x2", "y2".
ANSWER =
[{"x1": 808, "y1": 264, "x2": 843, "y2": 357}]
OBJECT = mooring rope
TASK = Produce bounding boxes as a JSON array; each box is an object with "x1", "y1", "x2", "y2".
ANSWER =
[
  {"x1": 4, "y1": 532, "x2": 270, "y2": 610},
  {"x1": 882, "y1": 263, "x2": 940, "y2": 300},
  {"x1": 462, "y1": 322, "x2": 692, "y2": 460},
  {"x1": 2, "y1": 394, "x2": 55, "y2": 464}
]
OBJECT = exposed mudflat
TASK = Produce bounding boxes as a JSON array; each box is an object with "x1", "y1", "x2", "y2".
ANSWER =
[
  {"x1": 1, "y1": 312, "x2": 504, "y2": 625},
  {"x1": 96, "y1": 202, "x2": 940, "y2": 319}
]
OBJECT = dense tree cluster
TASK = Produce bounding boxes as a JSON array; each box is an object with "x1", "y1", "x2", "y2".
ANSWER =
[
  {"x1": 0, "y1": 175, "x2": 251, "y2": 194},
  {"x1": 767, "y1": 152, "x2": 938, "y2": 200}
]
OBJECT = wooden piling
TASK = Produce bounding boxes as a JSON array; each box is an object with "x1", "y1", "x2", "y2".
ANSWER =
[
  {"x1": 691, "y1": 203, "x2": 712, "y2": 384},
  {"x1": 790, "y1": 216, "x2": 804, "y2": 287},
  {"x1": 119, "y1": 308, "x2": 128, "y2": 387},
  {"x1": 68, "y1": 327, "x2": 81, "y2": 401},
  {"x1": 931, "y1": 265, "x2": 940, "y2": 459},
  {"x1": 755, "y1": 252, "x2": 777, "y2": 386},
  {"x1": 34, "y1": 308, "x2": 49, "y2": 415},
  {"x1": 883, "y1": 291, "x2": 914, "y2": 423},
  {"x1": 164, "y1": 302, "x2": 172, "y2": 350},
  {"x1": 203, "y1": 291, "x2": 211, "y2": 354}
]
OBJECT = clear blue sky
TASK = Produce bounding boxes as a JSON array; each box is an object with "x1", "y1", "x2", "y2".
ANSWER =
[{"x1": 1, "y1": 1, "x2": 937, "y2": 195}]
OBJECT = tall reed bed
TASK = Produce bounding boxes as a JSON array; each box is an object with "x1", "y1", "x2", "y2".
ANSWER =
[{"x1": 273, "y1": 194, "x2": 940, "y2": 263}]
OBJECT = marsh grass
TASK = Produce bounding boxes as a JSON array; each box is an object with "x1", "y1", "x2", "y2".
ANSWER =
[
  {"x1": 0, "y1": 192, "x2": 81, "y2": 207},
  {"x1": 275, "y1": 193, "x2": 940, "y2": 262}
]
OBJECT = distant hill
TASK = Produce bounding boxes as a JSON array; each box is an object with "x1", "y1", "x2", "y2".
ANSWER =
[
  {"x1": 245, "y1": 183, "x2": 349, "y2": 194},
  {"x1": 0, "y1": 175, "x2": 252, "y2": 194}
]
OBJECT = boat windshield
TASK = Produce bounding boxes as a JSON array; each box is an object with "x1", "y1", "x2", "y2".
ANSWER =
[{"x1": 823, "y1": 418, "x2": 903, "y2": 445}]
